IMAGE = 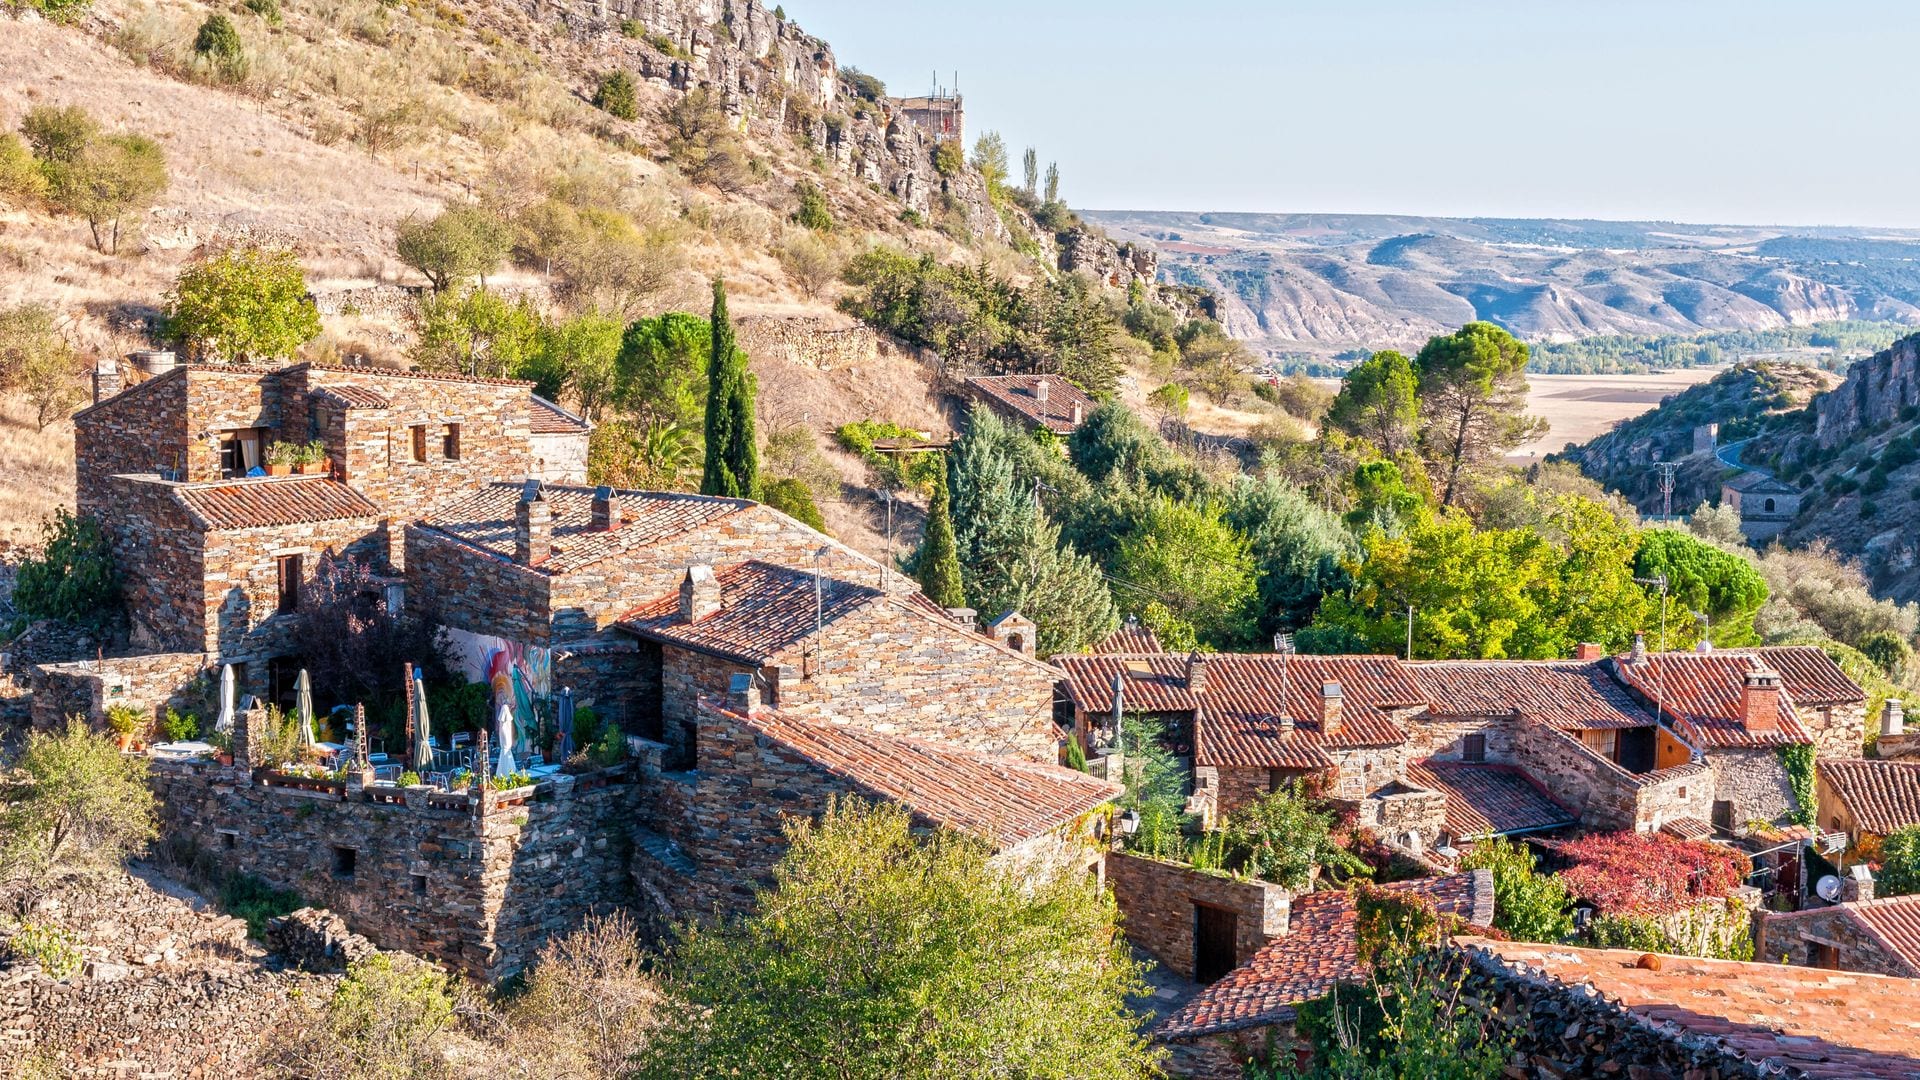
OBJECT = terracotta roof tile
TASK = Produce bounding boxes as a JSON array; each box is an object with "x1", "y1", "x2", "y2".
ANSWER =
[
  {"x1": 966, "y1": 374, "x2": 1099, "y2": 434},
  {"x1": 420, "y1": 483, "x2": 748, "y2": 574},
  {"x1": 1660, "y1": 816, "x2": 1715, "y2": 841},
  {"x1": 1462, "y1": 937, "x2": 1920, "y2": 1079},
  {"x1": 1156, "y1": 872, "x2": 1495, "y2": 1040},
  {"x1": 529, "y1": 394, "x2": 591, "y2": 434},
  {"x1": 1616, "y1": 652, "x2": 1816, "y2": 748},
  {"x1": 1408, "y1": 659, "x2": 1654, "y2": 730},
  {"x1": 1745, "y1": 645, "x2": 1867, "y2": 705},
  {"x1": 1093, "y1": 623, "x2": 1164, "y2": 654},
  {"x1": 1405, "y1": 761, "x2": 1577, "y2": 839},
  {"x1": 726, "y1": 703, "x2": 1119, "y2": 848},
  {"x1": 1820, "y1": 758, "x2": 1920, "y2": 836},
  {"x1": 310, "y1": 385, "x2": 390, "y2": 410},
  {"x1": 618, "y1": 561, "x2": 886, "y2": 666},
  {"x1": 285, "y1": 361, "x2": 533, "y2": 388},
  {"x1": 1055, "y1": 653, "x2": 1421, "y2": 768},
  {"x1": 173, "y1": 477, "x2": 381, "y2": 530}
]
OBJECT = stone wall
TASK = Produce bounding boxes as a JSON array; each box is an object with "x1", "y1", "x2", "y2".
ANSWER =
[
  {"x1": 530, "y1": 430, "x2": 590, "y2": 485},
  {"x1": 1106, "y1": 851, "x2": 1289, "y2": 981},
  {"x1": 404, "y1": 523, "x2": 554, "y2": 645},
  {"x1": 553, "y1": 637, "x2": 656, "y2": 742},
  {"x1": 1709, "y1": 746, "x2": 1797, "y2": 826},
  {"x1": 1508, "y1": 719, "x2": 1713, "y2": 833},
  {"x1": 97, "y1": 474, "x2": 208, "y2": 654},
  {"x1": 1806, "y1": 701, "x2": 1868, "y2": 760},
  {"x1": 1755, "y1": 904, "x2": 1920, "y2": 977},
  {"x1": 737, "y1": 315, "x2": 881, "y2": 372},
  {"x1": 1358, "y1": 785, "x2": 1449, "y2": 848},
  {"x1": 27, "y1": 650, "x2": 213, "y2": 734},
  {"x1": 149, "y1": 757, "x2": 640, "y2": 981},
  {"x1": 205, "y1": 514, "x2": 390, "y2": 669}
]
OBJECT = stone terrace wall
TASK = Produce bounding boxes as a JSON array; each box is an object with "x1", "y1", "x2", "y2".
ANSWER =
[
  {"x1": 1107, "y1": 851, "x2": 1289, "y2": 981},
  {"x1": 737, "y1": 315, "x2": 880, "y2": 372},
  {"x1": 27, "y1": 650, "x2": 213, "y2": 733},
  {"x1": 1509, "y1": 719, "x2": 1712, "y2": 832},
  {"x1": 99, "y1": 474, "x2": 208, "y2": 654},
  {"x1": 149, "y1": 758, "x2": 640, "y2": 981}
]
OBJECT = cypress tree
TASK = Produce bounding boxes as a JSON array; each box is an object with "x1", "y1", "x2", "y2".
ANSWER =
[
  {"x1": 916, "y1": 467, "x2": 966, "y2": 607},
  {"x1": 700, "y1": 277, "x2": 758, "y2": 498}
]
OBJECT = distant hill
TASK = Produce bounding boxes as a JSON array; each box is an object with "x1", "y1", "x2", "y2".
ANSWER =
[{"x1": 1083, "y1": 210, "x2": 1920, "y2": 364}]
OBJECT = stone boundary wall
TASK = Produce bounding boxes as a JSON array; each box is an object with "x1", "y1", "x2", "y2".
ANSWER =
[
  {"x1": 1107, "y1": 851, "x2": 1289, "y2": 981},
  {"x1": 737, "y1": 315, "x2": 880, "y2": 372},
  {"x1": 1510, "y1": 719, "x2": 1714, "y2": 832},
  {"x1": 27, "y1": 651, "x2": 214, "y2": 734},
  {"x1": 149, "y1": 757, "x2": 640, "y2": 981}
]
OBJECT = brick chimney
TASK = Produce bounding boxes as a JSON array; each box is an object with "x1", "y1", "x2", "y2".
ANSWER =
[
  {"x1": 1574, "y1": 642, "x2": 1604, "y2": 661},
  {"x1": 1741, "y1": 668, "x2": 1782, "y2": 734},
  {"x1": 1885, "y1": 698, "x2": 1906, "y2": 738},
  {"x1": 514, "y1": 480, "x2": 552, "y2": 566},
  {"x1": 679, "y1": 564, "x2": 721, "y2": 623},
  {"x1": 92, "y1": 357, "x2": 123, "y2": 404},
  {"x1": 1185, "y1": 651, "x2": 1209, "y2": 695},
  {"x1": 1320, "y1": 681, "x2": 1344, "y2": 738},
  {"x1": 590, "y1": 485, "x2": 623, "y2": 532}
]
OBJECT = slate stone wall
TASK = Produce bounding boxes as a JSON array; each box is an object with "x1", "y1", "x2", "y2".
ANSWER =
[
  {"x1": 1755, "y1": 906, "x2": 1920, "y2": 977},
  {"x1": 1106, "y1": 851, "x2": 1289, "y2": 981}
]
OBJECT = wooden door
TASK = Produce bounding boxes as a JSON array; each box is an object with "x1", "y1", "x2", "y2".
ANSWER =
[{"x1": 1194, "y1": 903, "x2": 1238, "y2": 984}]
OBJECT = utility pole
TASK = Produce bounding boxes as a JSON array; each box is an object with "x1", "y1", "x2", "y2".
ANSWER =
[
  {"x1": 1652, "y1": 461, "x2": 1680, "y2": 522},
  {"x1": 1405, "y1": 606, "x2": 1415, "y2": 661},
  {"x1": 1634, "y1": 574, "x2": 1671, "y2": 729},
  {"x1": 880, "y1": 489, "x2": 893, "y2": 589}
]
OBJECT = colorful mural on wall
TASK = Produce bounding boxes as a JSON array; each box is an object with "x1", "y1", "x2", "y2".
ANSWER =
[{"x1": 443, "y1": 627, "x2": 550, "y2": 746}]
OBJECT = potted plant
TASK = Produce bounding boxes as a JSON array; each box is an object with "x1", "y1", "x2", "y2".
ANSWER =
[
  {"x1": 297, "y1": 439, "x2": 331, "y2": 475},
  {"x1": 105, "y1": 704, "x2": 144, "y2": 751},
  {"x1": 206, "y1": 728, "x2": 233, "y2": 765},
  {"x1": 266, "y1": 442, "x2": 298, "y2": 475}
]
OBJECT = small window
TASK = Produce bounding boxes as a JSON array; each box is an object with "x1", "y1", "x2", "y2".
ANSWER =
[
  {"x1": 220, "y1": 831, "x2": 238, "y2": 850},
  {"x1": 219, "y1": 429, "x2": 264, "y2": 478},
  {"x1": 410, "y1": 425, "x2": 428, "y2": 463},
  {"x1": 1267, "y1": 768, "x2": 1286, "y2": 793},
  {"x1": 332, "y1": 846, "x2": 357, "y2": 877},
  {"x1": 1810, "y1": 942, "x2": 1840, "y2": 969},
  {"x1": 411, "y1": 872, "x2": 428, "y2": 895},
  {"x1": 1764, "y1": 497, "x2": 1776, "y2": 513},
  {"x1": 442, "y1": 423, "x2": 461, "y2": 461},
  {"x1": 1462, "y1": 733, "x2": 1487, "y2": 763},
  {"x1": 275, "y1": 554, "x2": 302, "y2": 613}
]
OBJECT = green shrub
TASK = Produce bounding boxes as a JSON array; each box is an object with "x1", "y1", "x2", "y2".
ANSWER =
[
  {"x1": 397, "y1": 770, "x2": 421, "y2": 787},
  {"x1": 243, "y1": 0, "x2": 281, "y2": 23},
  {"x1": 193, "y1": 14, "x2": 246, "y2": 79},
  {"x1": 791, "y1": 180, "x2": 832, "y2": 231},
  {"x1": 160, "y1": 708, "x2": 201, "y2": 743},
  {"x1": 1584, "y1": 913, "x2": 1665, "y2": 952},
  {"x1": 8, "y1": 921, "x2": 81, "y2": 979},
  {"x1": 589, "y1": 726, "x2": 626, "y2": 767},
  {"x1": 1880, "y1": 825, "x2": 1920, "y2": 897},
  {"x1": 760, "y1": 476, "x2": 826, "y2": 532},
  {"x1": 11, "y1": 510, "x2": 120, "y2": 630},
  {"x1": 221, "y1": 873, "x2": 302, "y2": 938},
  {"x1": 1458, "y1": 835, "x2": 1574, "y2": 943},
  {"x1": 0, "y1": 133, "x2": 45, "y2": 206},
  {"x1": 594, "y1": 71, "x2": 639, "y2": 121},
  {"x1": 1062, "y1": 737, "x2": 1087, "y2": 772},
  {"x1": 105, "y1": 704, "x2": 143, "y2": 738},
  {"x1": 932, "y1": 140, "x2": 963, "y2": 177}
]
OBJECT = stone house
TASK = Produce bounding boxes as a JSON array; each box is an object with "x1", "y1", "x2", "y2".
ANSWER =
[
  {"x1": 1757, "y1": 892, "x2": 1920, "y2": 977},
  {"x1": 1152, "y1": 872, "x2": 1494, "y2": 1078},
  {"x1": 631, "y1": 679, "x2": 1117, "y2": 928},
  {"x1": 1720, "y1": 471, "x2": 1801, "y2": 543},
  {"x1": 965, "y1": 373, "x2": 1098, "y2": 435},
  {"x1": 1816, "y1": 757, "x2": 1920, "y2": 848}
]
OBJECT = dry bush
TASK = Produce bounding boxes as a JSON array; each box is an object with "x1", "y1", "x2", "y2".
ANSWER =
[
  {"x1": 1754, "y1": 541, "x2": 1918, "y2": 647},
  {"x1": 497, "y1": 912, "x2": 660, "y2": 1079}
]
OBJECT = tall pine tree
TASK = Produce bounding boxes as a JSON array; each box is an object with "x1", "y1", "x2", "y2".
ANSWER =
[
  {"x1": 916, "y1": 468, "x2": 966, "y2": 607},
  {"x1": 700, "y1": 277, "x2": 758, "y2": 499}
]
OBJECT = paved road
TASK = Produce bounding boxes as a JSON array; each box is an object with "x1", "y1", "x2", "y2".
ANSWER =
[{"x1": 1716, "y1": 437, "x2": 1768, "y2": 477}]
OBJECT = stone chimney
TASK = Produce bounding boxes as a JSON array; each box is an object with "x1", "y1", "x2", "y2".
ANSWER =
[
  {"x1": 1742, "y1": 668, "x2": 1782, "y2": 734},
  {"x1": 92, "y1": 357, "x2": 123, "y2": 404},
  {"x1": 590, "y1": 485, "x2": 623, "y2": 532},
  {"x1": 514, "y1": 480, "x2": 552, "y2": 566},
  {"x1": 1885, "y1": 698, "x2": 1906, "y2": 738},
  {"x1": 1630, "y1": 632, "x2": 1648, "y2": 665},
  {"x1": 727, "y1": 670, "x2": 760, "y2": 713},
  {"x1": 1320, "y1": 681, "x2": 1344, "y2": 738},
  {"x1": 1185, "y1": 651, "x2": 1209, "y2": 695},
  {"x1": 1071, "y1": 402, "x2": 1083, "y2": 425},
  {"x1": 679, "y1": 564, "x2": 721, "y2": 623},
  {"x1": 1574, "y1": 642, "x2": 1604, "y2": 661},
  {"x1": 1844, "y1": 863, "x2": 1876, "y2": 903},
  {"x1": 946, "y1": 607, "x2": 977, "y2": 633}
]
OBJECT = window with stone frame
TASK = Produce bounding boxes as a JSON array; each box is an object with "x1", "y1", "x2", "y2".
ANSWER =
[
  {"x1": 1462, "y1": 732, "x2": 1487, "y2": 763},
  {"x1": 276, "y1": 554, "x2": 302, "y2": 613},
  {"x1": 442, "y1": 422, "x2": 461, "y2": 460},
  {"x1": 219, "y1": 428, "x2": 266, "y2": 478},
  {"x1": 1809, "y1": 940, "x2": 1840, "y2": 969},
  {"x1": 410, "y1": 424, "x2": 429, "y2": 463}
]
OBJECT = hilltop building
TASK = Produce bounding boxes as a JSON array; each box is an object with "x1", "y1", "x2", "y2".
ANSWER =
[{"x1": 1721, "y1": 470, "x2": 1801, "y2": 542}]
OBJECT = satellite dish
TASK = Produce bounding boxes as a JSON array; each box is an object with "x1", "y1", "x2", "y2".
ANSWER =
[{"x1": 1815, "y1": 874, "x2": 1843, "y2": 903}]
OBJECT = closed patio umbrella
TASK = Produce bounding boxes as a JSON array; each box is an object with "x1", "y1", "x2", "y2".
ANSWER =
[
  {"x1": 555, "y1": 687, "x2": 575, "y2": 762},
  {"x1": 494, "y1": 701, "x2": 517, "y2": 779},
  {"x1": 215, "y1": 663, "x2": 236, "y2": 734},
  {"x1": 295, "y1": 669, "x2": 315, "y2": 750},
  {"x1": 411, "y1": 672, "x2": 433, "y2": 770}
]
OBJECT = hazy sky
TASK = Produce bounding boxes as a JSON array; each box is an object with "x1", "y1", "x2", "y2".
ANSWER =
[{"x1": 790, "y1": 0, "x2": 1920, "y2": 227}]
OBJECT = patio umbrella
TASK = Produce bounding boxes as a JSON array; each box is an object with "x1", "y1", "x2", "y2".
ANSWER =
[
  {"x1": 555, "y1": 687, "x2": 575, "y2": 762},
  {"x1": 295, "y1": 669, "x2": 315, "y2": 750},
  {"x1": 494, "y1": 700, "x2": 517, "y2": 779},
  {"x1": 411, "y1": 672, "x2": 433, "y2": 770},
  {"x1": 215, "y1": 663, "x2": 236, "y2": 733}
]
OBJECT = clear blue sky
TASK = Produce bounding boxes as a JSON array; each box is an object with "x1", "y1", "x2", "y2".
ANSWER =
[{"x1": 788, "y1": 0, "x2": 1920, "y2": 227}]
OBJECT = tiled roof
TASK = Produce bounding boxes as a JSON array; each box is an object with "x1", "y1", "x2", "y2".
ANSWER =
[
  {"x1": 1156, "y1": 872, "x2": 1495, "y2": 1040},
  {"x1": 419, "y1": 483, "x2": 748, "y2": 574},
  {"x1": 529, "y1": 394, "x2": 591, "y2": 434},
  {"x1": 285, "y1": 361, "x2": 533, "y2": 388},
  {"x1": 1055, "y1": 653, "x2": 1422, "y2": 768},
  {"x1": 1616, "y1": 652, "x2": 1815, "y2": 748},
  {"x1": 1744, "y1": 646, "x2": 1866, "y2": 705},
  {"x1": 728, "y1": 704, "x2": 1119, "y2": 848},
  {"x1": 1404, "y1": 760, "x2": 1577, "y2": 840},
  {"x1": 1660, "y1": 816, "x2": 1715, "y2": 841},
  {"x1": 173, "y1": 477, "x2": 381, "y2": 530},
  {"x1": 1725, "y1": 471, "x2": 1798, "y2": 494},
  {"x1": 1408, "y1": 659, "x2": 1655, "y2": 730},
  {"x1": 966, "y1": 374, "x2": 1099, "y2": 434},
  {"x1": 1820, "y1": 758, "x2": 1920, "y2": 836},
  {"x1": 1093, "y1": 623, "x2": 1164, "y2": 654},
  {"x1": 617, "y1": 561, "x2": 886, "y2": 666},
  {"x1": 1461, "y1": 937, "x2": 1920, "y2": 1079},
  {"x1": 1767, "y1": 894, "x2": 1920, "y2": 978},
  {"x1": 310, "y1": 385, "x2": 390, "y2": 410}
]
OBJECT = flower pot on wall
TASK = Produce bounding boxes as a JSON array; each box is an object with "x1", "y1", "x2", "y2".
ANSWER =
[{"x1": 267, "y1": 464, "x2": 292, "y2": 476}]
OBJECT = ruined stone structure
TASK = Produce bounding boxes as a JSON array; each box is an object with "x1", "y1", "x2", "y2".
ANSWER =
[{"x1": 1105, "y1": 852, "x2": 1289, "y2": 982}]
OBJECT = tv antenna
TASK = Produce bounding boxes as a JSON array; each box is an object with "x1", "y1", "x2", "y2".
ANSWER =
[{"x1": 1273, "y1": 633, "x2": 1294, "y2": 724}]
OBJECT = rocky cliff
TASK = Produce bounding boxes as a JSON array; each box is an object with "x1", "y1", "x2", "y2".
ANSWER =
[{"x1": 1814, "y1": 335, "x2": 1920, "y2": 448}]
